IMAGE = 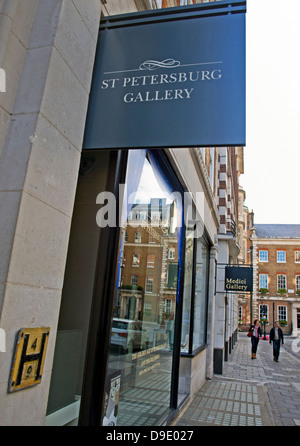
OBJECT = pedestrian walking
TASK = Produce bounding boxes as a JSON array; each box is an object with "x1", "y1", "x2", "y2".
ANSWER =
[
  {"x1": 249, "y1": 319, "x2": 262, "y2": 359},
  {"x1": 269, "y1": 321, "x2": 284, "y2": 362}
]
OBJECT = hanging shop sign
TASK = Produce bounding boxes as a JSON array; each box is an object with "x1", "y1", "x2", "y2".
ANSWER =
[
  {"x1": 225, "y1": 266, "x2": 253, "y2": 293},
  {"x1": 83, "y1": 1, "x2": 246, "y2": 150}
]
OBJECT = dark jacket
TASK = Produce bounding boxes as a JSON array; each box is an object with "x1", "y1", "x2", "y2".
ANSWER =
[{"x1": 269, "y1": 327, "x2": 284, "y2": 344}]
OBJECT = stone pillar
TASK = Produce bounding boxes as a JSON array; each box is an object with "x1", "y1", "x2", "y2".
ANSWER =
[
  {"x1": 0, "y1": 0, "x2": 101, "y2": 426},
  {"x1": 206, "y1": 245, "x2": 218, "y2": 379}
]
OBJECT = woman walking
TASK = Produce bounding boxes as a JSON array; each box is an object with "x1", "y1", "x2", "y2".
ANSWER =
[{"x1": 249, "y1": 319, "x2": 262, "y2": 359}]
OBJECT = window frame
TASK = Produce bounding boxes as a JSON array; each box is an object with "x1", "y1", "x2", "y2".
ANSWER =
[
  {"x1": 146, "y1": 254, "x2": 155, "y2": 268},
  {"x1": 258, "y1": 249, "x2": 268, "y2": 262},
  {"x1": 277, "y1": 305, "x2": 287, "y2": 322},
  {"x1": 259, "y1": 273, "x2": 269, "y2": 290},
  {"x1": 277, "y1": 273, "x2": 287, "y2": 291},
  {"x1": 132, "y1": 253, "x2": 140, "y2": 267},
  {"x1": 131, "y1": 275, "x2": 138, "y2": 286},
  {"x1": 134, "y1": 231, "x2": 141, "y2": 243},
  {"x1": 168, "y1": 247, "x2": 175, "y2": 260},
  {"x1": 277, "y1": 250, "x2": 287, "y2": 263},
  {"x1": 259, "y1": 304, "x2": 269, "y2": 321},
  {"x1": 145, "y1": 276, "x2": 153, "y2": 294},
  {"x1": 181, "y1": 230, "x2": 210, "y2": 357}
]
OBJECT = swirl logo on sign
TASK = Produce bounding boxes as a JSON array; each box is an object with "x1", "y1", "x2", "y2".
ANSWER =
[{"x1": 139, "y1": 59, "x2": 181, "y2": 71}]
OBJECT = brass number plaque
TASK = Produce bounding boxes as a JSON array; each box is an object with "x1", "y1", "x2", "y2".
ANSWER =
[{"x1": 8, "y1": 327, "x2": 50, "y2": 393}]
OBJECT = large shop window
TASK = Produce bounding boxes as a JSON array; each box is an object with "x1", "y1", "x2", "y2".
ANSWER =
[
  {"x1": 103, "y1": 150, "x2": 184, "y2": 426},
  {"x1": 181, "y1": 231, "x2": 209, "y2": 355}
]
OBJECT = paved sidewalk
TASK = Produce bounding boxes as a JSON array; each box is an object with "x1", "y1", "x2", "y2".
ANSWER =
[{"x1": 173, "y1": 333, "x2": 300, "y2": 426}]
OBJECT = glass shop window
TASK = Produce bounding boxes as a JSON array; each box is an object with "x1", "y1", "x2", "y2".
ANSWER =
[
  {"x1": 181, "y1": 232, "x2": 209, "y2": 354},
  {"x1": 193, "y1": 237, "x2": 209, "y2": 350},
  {"x1": 103, "y1": 150, "x2": 183, "y2": 427},
  {"x1": 181, "y1": 229, "x2": 194, "y2": 352}
]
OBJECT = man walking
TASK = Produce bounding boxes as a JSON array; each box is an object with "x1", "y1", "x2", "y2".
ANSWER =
[{"x1": 269, "y1": 321, "x2": 284, "y2": 362}]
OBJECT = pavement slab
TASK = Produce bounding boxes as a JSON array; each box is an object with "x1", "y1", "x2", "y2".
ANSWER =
[{"x1": 173, "y1": 333, "x2": 300, "y2": 427}]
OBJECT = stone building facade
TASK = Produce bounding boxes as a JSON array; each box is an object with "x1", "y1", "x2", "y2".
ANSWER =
[{"x1": 0, "y1": 0, "x2": 245, "y2": 426}]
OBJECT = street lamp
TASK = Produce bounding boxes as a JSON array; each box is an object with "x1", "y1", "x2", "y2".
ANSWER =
[
  {"x1": 260, "y1": 304, "x2": 268, "y2": 340},
  {"x1": 262, "y1": 315, "x2": 267, "y2": 340}
]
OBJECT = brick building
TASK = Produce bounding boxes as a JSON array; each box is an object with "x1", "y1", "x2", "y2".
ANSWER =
[
  {"x1": 117, "y1": 199, "x2": 179, "y2": 323},
  {"x1": 251, "y1": 224, "x2": 300, "y2": 335}
]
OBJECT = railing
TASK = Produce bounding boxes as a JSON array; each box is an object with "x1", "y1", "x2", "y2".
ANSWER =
[{"x1": 227, "y1": 217, "x2": 237, "y2": 237}]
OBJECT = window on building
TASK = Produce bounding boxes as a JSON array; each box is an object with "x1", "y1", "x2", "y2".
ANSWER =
[
  {"x1": 165, "y1": 299, "x2": 172, "y2": 315},
  {"x1": 124, "y1": 231, "x2": 128, "y2": 243},
  {"x1": 296, "y1": 275, "x2": 300, "y2": 291},
  {"x1": 147, "y1": 254, "x2": 155, "y2": 268},
  {"x1": 144, "y1": 302, "x2": 152, "y2": 315},
  {"x1": 148, "y1": 233, "x2": 156, "y2": 244},
  {"x1": 139, "y1": 211, "x2": 147, "y2": 221},
  {"x1": 134, "y1": 232, "x2": 141, "y2": 243},
  {"x1": 168, "y1": 247, "x2": 175, "y2": 259},
  {"x1": 295, "y1": 251, "x2": 300, "y2": 263},
  {"x1": 278, "y1": 305, "x2": 287, "y2": 322},
  {"x1": 132, "y1": 253, "x2": 140, "y2": 267},
  {"x1": 145, "y1": 277, "x2": 153, "y2": 294},
  {"x1": 131, "y1": 275, "x2": 138, "y2": 286},
  {"x1": 277, "y1": 274, "x2": 287, "y2": 290},
  {"x1": 259, "y1": 274, "x2": 268, "y2": 290},
  {"x1": 277, "y1": 250, "x2": 286, "y2": 262},
  {"x1": 167, "y1": 263, "x2": 178, "y2": 289},
  {"x1": 259, "y1": 250, "x2": 268, "y2": 262},
  {"x1": 259, "y1": 304, "x2": 269, "y2": 321},
  {"x1": 151, "y1": 211, "x2": 160, "y2": 225}
]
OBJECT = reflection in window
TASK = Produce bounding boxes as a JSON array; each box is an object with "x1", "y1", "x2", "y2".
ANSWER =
[
  {"x1": 135, "y1": 232, "x2": 141, "y2": 243},
  {"x1": 193, "y1": 237, "x2": 209, "y2": 350},
  {"x1": 145, "y1": 277, "x2": 153, "y2": 293},
  {"x1": 132, "y1": 254, "x2": 140, "y2": 267},
  {"x1": 181, "y1": 230, "x2": 194, "y2": 352},
  {"x1": 168, "y1": 247, "x2": 175, "y2": 259},
  {"x1": 147, "y1": 254, "x2": 155, "y2": 268},
  {"x1": 167, "y1": 263, "x2": 178, "y2": 289},
  {"x1": 131, "y1": 275, "x2": 138, "y2": 286},
  {"x1": 181, "y1": 232, "x2": 209, "y2": 354},
  {"x1": 104, "y1": 151, "x2": 183, "y2": 427}
]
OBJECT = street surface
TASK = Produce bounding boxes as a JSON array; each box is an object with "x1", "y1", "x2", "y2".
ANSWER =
[{"x1": 173, "y1": 333, "x2": 300, "y2": 426}]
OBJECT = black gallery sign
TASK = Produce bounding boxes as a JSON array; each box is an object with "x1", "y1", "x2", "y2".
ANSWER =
[
  {"x1": 225, "y1": 266, "x2": 253, "y2": 293},
  {"x1": 83, "y1": 1, "x2": 246, "y2": 150}
]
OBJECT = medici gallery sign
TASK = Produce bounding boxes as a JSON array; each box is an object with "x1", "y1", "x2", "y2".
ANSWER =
[
  {"x1": 83, "y1": 2, "x2": 246, "y2": 149},
  {"x1": 225, "y1": 266, "x2": 253, "y2": 293}
]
